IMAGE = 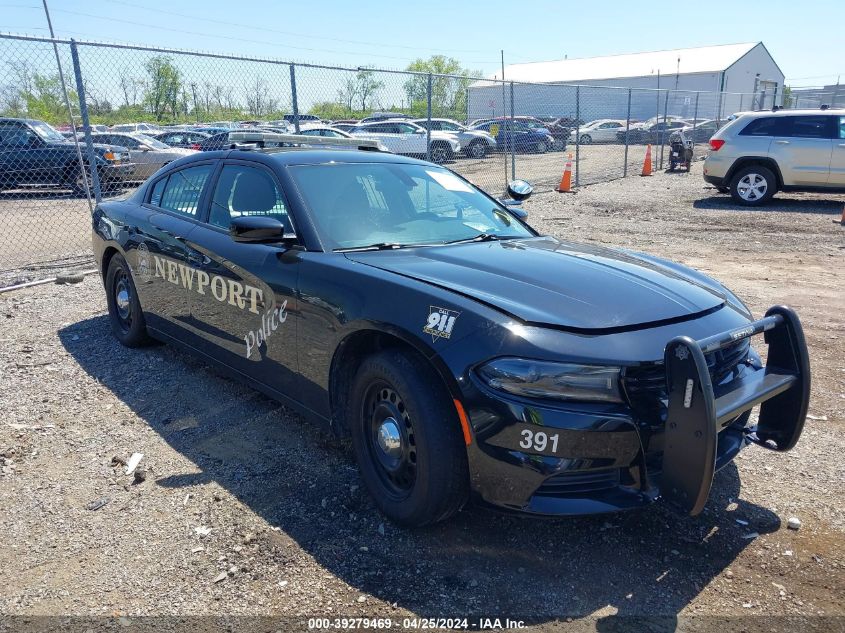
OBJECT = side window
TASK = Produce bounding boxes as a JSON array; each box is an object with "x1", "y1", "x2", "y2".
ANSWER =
[
  {"x1": 840, "y1": 117, "x2": 845, "y2": 140},
  {"x1": 739, "y1": 117, "x2": 784, "y2": 136},
  {"x1": 157, "y1": 164, "x2": 213, "y2": 217},
  {"x1": 0, "y1": 123, "x2": 30, "y2": 147},
  {"x1": 788, "y1": 116, "x2": 834, "y2": 139},
  {"x1": 118, "y1": 135, "x2": 140, "y2": 148},
  {"x1": 208, "y1": 164, "x2": 291, "y2": 231},
  {"x1": 149, "y1": 176, "x2": 168, "y2": 207}
]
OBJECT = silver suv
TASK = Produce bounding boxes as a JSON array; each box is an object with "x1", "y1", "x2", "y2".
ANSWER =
[{"x1": 703, "y1": 109, "x2": 845, "y2": 205}]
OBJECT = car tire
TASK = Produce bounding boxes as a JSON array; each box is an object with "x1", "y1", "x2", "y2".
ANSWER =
[
  {"x1": 729, "y1": 165, "x2": 777, "y2": 206},
  {"x1": 66, "y1": 165, "x2": 93, "y2": 196},
  {"x1": 552, "y1": 138, "x2": 566, "y2": 151},
  {"x1": 465, "y1": 140, "x2": 487, "y2": 159},
  {"x1": 105, "y1": 253, "x2": 151, "y2": 347},
  {"x1": 579, "y1": 134, "x2": 592, "y2": 145},
  {"x1": 429, "y1": 142, "x2": 451, "y2": 164},
  {"x1": 535, "y1": 140, "x2": 547, "y2": 154},
  {"x1": 349, "y1": 350, "x2": 469, "y2": 527},
  {"x1": 717, "y1": 186, "x2": 730, "y2": 194}
]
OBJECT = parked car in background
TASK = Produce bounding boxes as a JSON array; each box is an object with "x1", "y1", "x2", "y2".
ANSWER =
[
  {"x1": 152, "y1": 130, "x2": 210, "y2": 150},
  {"x1": 282, "y1": 114, "x2": 321, "y2": 125},
  {"x1": 110, "y1": 122, "x2": 163, "y2": 134},
  {"x1": 196, "y1": 130, "x2": 239, "y2": 151},
  {"x1": 411, "y1": 118, "x2": 496, "y2": 158},
  {"x1": 471, "y1": 119, "x2": 554, "y2": 153},
  {"x1": 617, "y1": 119, "x2": 689, "y2": 145},
  {"x1": 360, "y1": 112, "x2": 413, "y2": 123},
  {"x1": 680, "y1": 119, "x2": 721, "y2": 144},
  {"x1": 88, "y1": 132, "x2": 196, "y2": 180},
  {"x1": 190, "y1": 126, "x2": 235, "y2": 137},
  {"x1": 350, "y1": 120, "x2": 460, "y2": 163},
  {"x1": 0, "y1": 117, "x2": 133, "y2": 193},
  {"x1": 331, "y1": 120, "x2": 360, "y2": 132},
  {"x1": 298, "y1": 125, "x2": 355, "y2": 138},
  {"x1": 571, "y1": 119, "x2": 627, "y2": 144},
  {"x1": 704, "y1": 109, "x2": 845, "y2": 205}
]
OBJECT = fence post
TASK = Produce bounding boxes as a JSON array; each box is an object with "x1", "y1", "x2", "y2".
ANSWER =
[
  {"x1": 575, "y1": 85, "x2": 580, "y2": 187},
  {"x1": 289, "y1": 64, "x2": 300, "y2": 133},
  {"x1": 691, "y1": 92, "x2": 700, "y2": 154},
  {"x1": 426, "y1": 73, "x2": 432, "y2": 163},
  {"x1": 69, "y1": 40, "x2": 102, "y2": 203},
  {"x1": 659, "y1": 90, "x2": 669, "y2": 170},
  {"x1": 623, "y1": 88, "x2": 632, "y2": 177},
  {"x1": 509, "y1": 81, "x2": 515, "y2": 180}
]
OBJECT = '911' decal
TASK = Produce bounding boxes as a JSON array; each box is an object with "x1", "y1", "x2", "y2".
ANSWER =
[{"x1": 423, "y1": 306, "x2": 460, "y2": 342}]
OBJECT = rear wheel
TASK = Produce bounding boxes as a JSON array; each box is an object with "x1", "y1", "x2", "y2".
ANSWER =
[
  {"x1": 105, "y1": 253, "x2": 151, "y2": 347},
  {"x1": 535, "y1": 140, "x2": 547, "y2": 153},
  {"x1": 579, "y1": 134, "x2": 592, "y2": 144},
  {"x1": 465, "y1": 140, "x2": 488, "y2": 159},
  {"x1": 729, "y1": 165, "x2": 777, "y2": 206},
  {"x1": 349, "y1": 350, "x2": 469, "y2": 527}
]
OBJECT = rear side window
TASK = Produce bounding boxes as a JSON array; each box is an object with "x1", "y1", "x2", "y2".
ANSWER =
[
  {"x1": 153, "y1": 164, "x2": 213, "y2": 217},
  {"x1": 739, "y1": 117, "x2": 784, "y2": 136},
  {"x1": 840, "y1": 117, "x2": 845, "y2": 139}
]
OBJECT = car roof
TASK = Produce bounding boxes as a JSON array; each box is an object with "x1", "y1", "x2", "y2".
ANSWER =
[
  {"x1": 738, "y1": 108, "x2": 844, "y2": 118},
  {"x1": 175, "y1": 147, "x2": 431, "y2": 167}
]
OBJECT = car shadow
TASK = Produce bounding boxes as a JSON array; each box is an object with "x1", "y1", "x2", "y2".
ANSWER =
[
  {"x1": 694, "y1": 194, "x2": 843, "y2": 215},
  {"x1": 59, "y1": 316, "x2": 780, "y2": 625}
]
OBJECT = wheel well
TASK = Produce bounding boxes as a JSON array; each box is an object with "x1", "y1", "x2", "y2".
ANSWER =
[
  {"x1": 329, "y1": 330, "x2": 447, "y2": 438},
  {"x1": 726, "y1": 158, "x2": 783, "y2": 188},
  {"x1": 101, "y1": 246, "x2": 120, "y2": 282}
]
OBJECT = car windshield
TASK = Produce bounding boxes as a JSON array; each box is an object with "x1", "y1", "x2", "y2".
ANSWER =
[
  {"x1": 30, "y1": 121, "x2": 65, "y2": 142},
  {"x1": 134, "y1": 134, "x2": 170, "y2": 150},
  {"x1": 289, "y1": 162, "x2": 533, "y2": 250}
]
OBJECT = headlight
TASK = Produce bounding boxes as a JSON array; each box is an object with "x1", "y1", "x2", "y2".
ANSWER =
[
  {"x1": 103, "y1": 151, "x2": 116, "y2": 161},
  {"x1": 477, "y1": 358, "x2": 623, "y2": 403}
]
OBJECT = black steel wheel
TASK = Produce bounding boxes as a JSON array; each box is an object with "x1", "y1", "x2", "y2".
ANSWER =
[
  {"x1": 429, "y1": 142, "x2": 451, "y2": 164},
  {"x1": 105, "y1": 253, "x2": 150, "y2": 347},
  {"x1": 349, "y1": 350, "x2": 469, "y2": 526}
]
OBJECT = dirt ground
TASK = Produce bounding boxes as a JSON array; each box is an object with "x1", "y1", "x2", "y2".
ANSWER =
[{"x1": 0, "y1": 163, "x2": 843, "y2": 632}]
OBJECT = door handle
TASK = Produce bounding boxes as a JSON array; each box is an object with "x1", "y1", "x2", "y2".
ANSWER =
[
  {"x1": 775, "y1": 140, "x2": 790, "y2": 145},
  {"x1": 838, "y1": 143, "x2": 845, "y2": 147}
]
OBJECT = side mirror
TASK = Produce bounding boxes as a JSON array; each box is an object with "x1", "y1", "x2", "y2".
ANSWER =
[
  {"x1": 506, "y1": 179, "x2": 533, "y2": 202},
  {"x1": 138, "y1": 144, "x2": 151, "y2": 152},
  {"x1": 229, "y1": 216, "x2": 296, "y2": 244}
]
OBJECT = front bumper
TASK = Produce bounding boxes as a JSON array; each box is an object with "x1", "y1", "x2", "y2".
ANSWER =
[{"x1": 461, "y1": 306, "x2": 810, "y2": 516}]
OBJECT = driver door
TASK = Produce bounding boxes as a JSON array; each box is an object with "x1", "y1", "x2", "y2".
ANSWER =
[{"x1": 184, "y1": 160, "x2": 301, "y2": 396}]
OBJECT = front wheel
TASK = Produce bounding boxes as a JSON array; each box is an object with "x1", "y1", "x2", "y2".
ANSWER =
[
  {"x1": 465, "y1": 140, "x2": 488, "y2": 159},
  {"x1": 534, "y1": 140, "x2": 547, "y2": 154},
  {"x1": 729, "y1": 165, "x2": 777, "y2": 206},
  {"x1": 105, "y1": 253, "x2": 151, "y2": 347},
  {"x1": 349, "y1": 350, "x2": 469, "y2": 527},
  {"x1": 579, "y1": 134, "x2": 592, "y2": 145},
  {"x1": 429, "y1": 143, "x2": 451, "y2": 164}
]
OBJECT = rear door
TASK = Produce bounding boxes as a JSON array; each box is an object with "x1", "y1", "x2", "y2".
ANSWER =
[
  {"x1": 131, "y1": 162, "x2": 215, "y2": 335},
  {"x1": 184, "y1": 160, "x2": 301, "y2": 395},
  {"x1": 830, "y1": 116, "x2": 845, "y2": 186},
  {"x1": 767, "y1": 115, "x2": 834, "y2": 186}
]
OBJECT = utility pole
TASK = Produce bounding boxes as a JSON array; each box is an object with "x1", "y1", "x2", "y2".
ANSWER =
[{"x1": 501, "y1": 50, "x2": 508, "y2": 189}]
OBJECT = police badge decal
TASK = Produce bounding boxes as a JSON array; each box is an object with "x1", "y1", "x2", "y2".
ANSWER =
[{"x1": 135, "y1": 242, "x2": 152, "y2": 283}]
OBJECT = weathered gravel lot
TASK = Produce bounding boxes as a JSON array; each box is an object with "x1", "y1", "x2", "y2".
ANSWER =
[{"x1": 0, "y1": 163, "x2": 843, "y2": 631}]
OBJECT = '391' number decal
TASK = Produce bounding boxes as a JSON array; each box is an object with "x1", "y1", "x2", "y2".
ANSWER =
[{"x1": 519, "y1": 429, "x2": 560, "y2": 454}]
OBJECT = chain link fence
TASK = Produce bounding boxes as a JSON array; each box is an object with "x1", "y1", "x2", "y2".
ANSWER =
[{"x1": 0, "y1": 33, "x2": 832, "y2": 285}]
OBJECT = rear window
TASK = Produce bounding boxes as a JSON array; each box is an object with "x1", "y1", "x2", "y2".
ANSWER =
[{"x1": 151, "y1": 164, "x2": 213, "y2": 217}]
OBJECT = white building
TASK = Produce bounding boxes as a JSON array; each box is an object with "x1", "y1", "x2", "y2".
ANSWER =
[{"x1": 468, "y1": 43, "x2": 784, "y2": 123}]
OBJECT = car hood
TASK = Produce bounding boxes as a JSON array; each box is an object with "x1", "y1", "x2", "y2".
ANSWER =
[{"x1": 346, "y1": 236, "x2": 727, "y2": 332}]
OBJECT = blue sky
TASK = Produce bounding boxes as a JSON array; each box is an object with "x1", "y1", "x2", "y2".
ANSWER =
[{"x1": 2, "y1": 0, "x2": 841, "y2": 86}]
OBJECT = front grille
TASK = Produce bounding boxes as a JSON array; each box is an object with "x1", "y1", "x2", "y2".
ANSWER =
[
  {"x1": 623, "y1": 338, "x2": 750, "y2": 420},
  {"x1": 534, "y1": 468, "x2": 621, "y2": 497}
]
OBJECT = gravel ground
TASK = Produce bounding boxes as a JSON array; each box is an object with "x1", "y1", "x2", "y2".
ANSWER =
[{"x1": 1, "y1": 163, "x2": 843, "y2": 632}]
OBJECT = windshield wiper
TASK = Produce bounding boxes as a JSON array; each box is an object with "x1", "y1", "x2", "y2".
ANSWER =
[
  {"x1": 443, "y1": 233, "x2": 521, "y2": 245},
  {"x1": 334, "y1": 242, "x2": 407, "y2": 252}
]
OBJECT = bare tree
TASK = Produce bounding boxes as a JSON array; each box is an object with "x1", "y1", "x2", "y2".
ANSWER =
[{"x1": 338, "y1": 76, "x2": 359, "y2": 112}]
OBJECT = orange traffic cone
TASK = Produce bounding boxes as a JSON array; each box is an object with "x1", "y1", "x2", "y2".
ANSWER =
[
  {"x1": 641, "y1": 144, "x2": 653, "y2": 176},
  {"x1": 557, "y1": 159, "x2": 573, "y2": 193}
]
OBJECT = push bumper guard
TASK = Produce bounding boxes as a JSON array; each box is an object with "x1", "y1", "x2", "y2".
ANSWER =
[{"x1": 662, "y1": 305, "x2": 810, "y2": 515}]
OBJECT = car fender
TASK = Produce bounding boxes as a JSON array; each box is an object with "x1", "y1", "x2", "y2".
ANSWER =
[{"x1": 724, "y1": 155, "x2": 784, "y2": 188}]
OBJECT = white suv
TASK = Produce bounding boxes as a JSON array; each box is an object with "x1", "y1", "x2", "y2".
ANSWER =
[
  {"x1": 350, "y1": 120, "x2": 461, "y2": 164},
  {"x1": 703, "y1": 109, "x2": 845, "y2": 205}
]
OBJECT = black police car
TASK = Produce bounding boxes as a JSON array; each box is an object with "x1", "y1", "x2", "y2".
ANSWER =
[{"x1": 92, "y1": 138, "x2": 810, "y2": 527}]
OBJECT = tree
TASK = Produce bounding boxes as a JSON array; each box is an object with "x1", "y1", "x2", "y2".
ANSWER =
[
  {"x1": 403, "y1": 55, "x2": 481, "y2": 118},
  {"x1": 143, "y1": 56, "x2": 182, "y2": 121},
  {"x1": 355, "y1": 70, "x2": 384, "y2": 111},
  {"x1": 337, "y1": 76, "x2": 359, "y2": 112},
  {"x1": 245, "y1": 77, "x2": 278, "y2": 117}
]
